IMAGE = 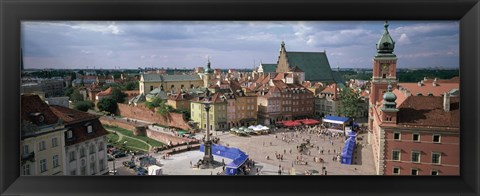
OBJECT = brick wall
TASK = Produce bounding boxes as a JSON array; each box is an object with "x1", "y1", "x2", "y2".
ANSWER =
[
  {"x1": 99, "y1": 117, "x2": 147, "y2": 136},
  {"x1": 117, "y1": 103, "x2": 192, "y2": 131},
  {"x1": 145, "y1": 129, "x2": 198, "y2": 146}
]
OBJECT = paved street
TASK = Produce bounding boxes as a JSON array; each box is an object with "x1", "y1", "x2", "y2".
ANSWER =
[{"x1": 211, "y1": 127, "x2": 376, "y2": 175}]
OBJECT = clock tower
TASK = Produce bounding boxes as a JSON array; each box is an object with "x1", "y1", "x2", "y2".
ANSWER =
[{"x1": 369, "y1": 21, "x2": 398, "y2": 129}]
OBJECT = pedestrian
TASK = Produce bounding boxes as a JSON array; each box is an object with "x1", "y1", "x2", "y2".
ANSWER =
[{"x1": 190, "y1": 161, "x2": 192, "y2": 168}]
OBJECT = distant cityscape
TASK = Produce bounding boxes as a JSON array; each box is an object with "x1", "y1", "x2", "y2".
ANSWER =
[{"x1": 20, "y1": 21, "x2": 459, "y2": 176}]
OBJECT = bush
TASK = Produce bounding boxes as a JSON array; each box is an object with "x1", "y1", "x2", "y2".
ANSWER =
[
  {"x1": 97, "y1": 98, "x2": 118, "y2": 114},
  {"x1": 74, "y1": 100, "x2": 94, "y2": 112}
]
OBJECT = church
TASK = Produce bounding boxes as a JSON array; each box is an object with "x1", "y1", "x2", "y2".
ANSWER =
[{"x1": 258, "y1": 41, "x2": 336, "y2": 83}]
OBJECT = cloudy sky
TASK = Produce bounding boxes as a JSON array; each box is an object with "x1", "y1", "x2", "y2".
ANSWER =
[{"x1": 21, "y1": 21, "x2": 459, "y2": 70}]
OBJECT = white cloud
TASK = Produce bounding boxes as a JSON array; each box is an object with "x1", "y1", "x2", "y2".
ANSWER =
[
  {"x1": 397, "y1": 33, "x2": 411, "y2": 45},
  {"x1": 70, "y1": 22, "x2": 121, "y2": 35}
]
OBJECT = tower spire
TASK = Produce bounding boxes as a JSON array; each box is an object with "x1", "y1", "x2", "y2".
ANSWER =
[{"x1": 376, "y1": 20, "x2": 396, "y2": 56}]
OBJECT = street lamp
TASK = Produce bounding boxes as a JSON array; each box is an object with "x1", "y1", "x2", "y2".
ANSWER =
[{"x1": 202, "y1": 90, "x2": 214, "y2": 168}]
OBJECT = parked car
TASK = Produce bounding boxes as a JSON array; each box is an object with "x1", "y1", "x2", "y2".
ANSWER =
[
  {"x1": 107, "y1": 155, "x2": 114, "y2": 161},
  {"x1": 114, "y1": 152, "x2": 126, "y2": 158},
  {"x1": 122, "y1": 161, "x2": 136, "y2": 168},
  {"x1": 136, "y1": 167, "x2": 147, "y2": 175}
]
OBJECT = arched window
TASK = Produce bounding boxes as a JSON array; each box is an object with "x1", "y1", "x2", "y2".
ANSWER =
[{"x1": 190, "y1": 84, "x2": 194, "y2": 89}]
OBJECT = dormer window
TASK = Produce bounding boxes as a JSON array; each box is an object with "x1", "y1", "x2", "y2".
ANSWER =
[
  {"x1": 87, "y1": 125, "x2": 93, "y2": 133},
  {"x1": 67, "y1": 130, "x2": 73, "y2": 139}
]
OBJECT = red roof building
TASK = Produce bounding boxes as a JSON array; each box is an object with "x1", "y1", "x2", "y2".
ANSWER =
[{"x1": 368, "y1": 22, "x2": 459, "y2": 175}]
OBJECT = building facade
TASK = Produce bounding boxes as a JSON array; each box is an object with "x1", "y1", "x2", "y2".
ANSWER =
[
  {"x1": 21, "y1": 95, "x2": 67, "y2": 175},
  {"x1": 190, "y1": 92, "x2": 228, "y2": 131},
  {"x1": 368, "y1": 21, "x2": 460, "y2": 175},
  {"x1": 50, "y1": 105, "x2": 109, "y2": 176}
]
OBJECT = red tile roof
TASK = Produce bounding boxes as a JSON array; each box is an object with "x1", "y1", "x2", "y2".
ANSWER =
[
  {"x1": 21, "y1": 94, "x2": 59, "y2": 125},
  {"x1": 50, "y1": 105, "x2": 99, "y2": 125},
  {"x1": 97, "y1": 87, "x2": 113, "y2": 96},
  {"x1": 397, "y1": 96, "x2": 460, "y2": 129},
  {"x1": 49, "y1": 105, "x2": 108, "y2": 146},
  {"x1": 397, "y1": 81, "x2": 459, "y2": 97}
]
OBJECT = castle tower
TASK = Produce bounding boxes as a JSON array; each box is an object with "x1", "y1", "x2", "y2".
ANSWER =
[{"x1": 369, "y1": 21, "x2": 398, "y2": 129}]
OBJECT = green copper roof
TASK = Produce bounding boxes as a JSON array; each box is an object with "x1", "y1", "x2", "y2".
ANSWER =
[
  {"x1": 383, "y1": 84, "x2": 396, "y2": 101},
  {"x1": 204, "y1": 60, "x2": 214, "y2": 74},
  {"x1": 260, "y1": 63, "x2": 277, "y2": 73},
  {"x1": 376, "y1": 21, "x2": 396, "y2": 56},
  {"x1": 286, "y1": 51, "x2": 334, "y2": 82}
]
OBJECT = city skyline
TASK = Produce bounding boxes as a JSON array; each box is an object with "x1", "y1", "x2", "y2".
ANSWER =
[{"x1": 22, "y1": 21, "x2": 459, "y2": 70}]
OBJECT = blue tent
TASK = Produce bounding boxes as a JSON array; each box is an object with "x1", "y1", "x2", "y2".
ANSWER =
[
  {"x1": 200, "y1": 144, "x2": 249, "y2": 175},
  {"x1": 341, "y1": 136, "x2": 356, "y2": 165},
  {"x1": 322, "y1": 116, "x2": 350, "y2": 124}
]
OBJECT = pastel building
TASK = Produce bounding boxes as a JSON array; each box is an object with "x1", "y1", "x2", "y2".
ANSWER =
[{"x1": 21, "y1": 94, "x2": 67, "y2": 175}]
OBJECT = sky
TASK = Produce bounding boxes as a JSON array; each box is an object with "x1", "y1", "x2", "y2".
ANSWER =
[{"x1": 21, "y1": 21, "x2": 459, "y2": 70}]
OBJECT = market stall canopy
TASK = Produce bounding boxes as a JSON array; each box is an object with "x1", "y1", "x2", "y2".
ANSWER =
[
  {"x1": 323, "y1": 116, "x2": 350, "y2": 125},
  {"x1": 282, "y1": 120, "x2": 302, "y2": 127}
]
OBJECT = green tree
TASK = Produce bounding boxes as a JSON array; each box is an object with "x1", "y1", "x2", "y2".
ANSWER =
[
  {"x1": 337, "y1": 87, "x2": 363, "y2": 118},
  {"x1": 145, "y1": 97, "x2": 173, "y2": 115},
  {"x1": 157, "y1": 103, "x2": 174, "y2": 115},
  {"x1": 74, "y1": 100, "x2": 94, "y2": 112},
  {"x1": 64, "y1": 86, "x2": 75, "y2": 97},
  {"x1": 125, "y1": 81, "x2": 138, "y2": 90},
  {"x1": 145, "y1": 97, "x2": 163, "y2": 110},
  {"x1": 110, "y1": 88, "x2": 127, "y2": 103},
  {"x1": 97, "y1": 98, "x2": 118, "y2": 114},
  {"x1": 70, "y1": 88, "x2": 84, "y2": 102}
]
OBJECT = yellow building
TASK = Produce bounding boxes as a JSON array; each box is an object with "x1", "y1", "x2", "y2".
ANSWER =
[
  {"x1": 190, "y1": 92, "x2": 227, "y2": 131},
  {"x1": 139, "y1": 74, "x2": 203, "y2": 95},
  {"x1": 21, "y1": 95, "x2": 67, "y2": 175}
]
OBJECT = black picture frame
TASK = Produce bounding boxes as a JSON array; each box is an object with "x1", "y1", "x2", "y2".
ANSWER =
[{"x1": 1, "y1": 0, "x2": 479, "y2": 196}]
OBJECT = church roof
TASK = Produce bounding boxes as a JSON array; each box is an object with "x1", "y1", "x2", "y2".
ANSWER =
[
  {"x1": 260, "y1": 64, "x2": 277, "y2": 73},
  {"x1": 285, "y1": 51, "x2": 334, "y2": 82}
]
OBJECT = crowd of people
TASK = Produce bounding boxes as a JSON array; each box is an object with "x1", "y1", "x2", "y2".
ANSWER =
[{"x1": 263, "y1": 124, "x2": 350, "y2": 175}]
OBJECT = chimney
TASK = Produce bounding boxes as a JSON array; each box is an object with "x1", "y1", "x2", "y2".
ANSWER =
[{"x1": 443, "y1": 93, "x2": 450, "y2": 112}]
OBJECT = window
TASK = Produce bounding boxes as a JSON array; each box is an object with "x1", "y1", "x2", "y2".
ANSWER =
[
  {"x1": 431, "y1": 170, "x2": 439, "y2": 175},
  {"x1": 53, "y1": 155, "x2": 59, "y2": 168},
  {"x1": 39, "y1": 141, "x2": 46, "y2": 151},
  {"x1": 433, "y1": 134, "x2": 441, "y2": 143},
  {"x1": 80, "y1": 148, "x2": 86, "y2": 157},
  {"x1": 89, "y1": 145, "x2": 95, "y2": 154},
  {"x1": 411, "y1": 168, "x2": 418, "y2": 175},
  {"x1": 99, "y1": 159, "x2": 105, "y2": 171},
  {"x1": 392, "y1": 150, "x2": 400, "y2": 161},
  {"x1": 52, "y1": 137, "x2": 58, "y2": 147},
  {"x1": 393, "y1": 132, "x2": 401, "y2": 140},
  {"x1": 411, "y1": 151, "x2": 420, "y2": 163},
  {"x1": 40, "y1": 159, "x2": 47, "y2": 173},
  {"x1": 413, "y1": 133, "x2": 420, "y2": 142},
  {"x1": 98, "y1": 142, "x2": 104, "y2": 151},
  {"x1": 23, "y1": 164, "x2": 31, "y2": 175},
  {"x1": 80, "y1": 166, "x2": 86, "y2": 175},
  {"x1": 150, "y1": 86, "x2": 153, "y2": 91},
  {"x1": 432, "y1": 152, "x2": 441, "y2": 164},
  {"x1": 70, "y1": 170, "x2": 77, "y2": 175},
  {"x1": 90, "y1": 162, "x2": 96, "y2": 175},
  {"x1": 67, "y1": 130, "x2": 73, "y2": 139},
  {"x1": 69, "y1": 151, "x2": 76, "y2": 162},
  {"x1": 22, "y1": 145, "x2": 29, "y2": 155},
  {"x1": 392, "y1": 167, "x2": 400, "y2": 175},
  {"x1": 87, "y1": 125, "x2": 93, "y2": 133}
]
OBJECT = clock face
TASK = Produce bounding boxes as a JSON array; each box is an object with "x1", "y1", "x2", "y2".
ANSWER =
[{"x1": 381, "y1": 63, "x2": 389, "y2": 71}]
